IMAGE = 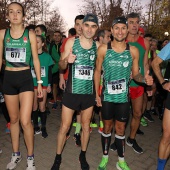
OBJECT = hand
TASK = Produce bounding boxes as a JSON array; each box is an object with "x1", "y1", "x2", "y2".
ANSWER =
[
  {"x1": 96, "y1": 95, "x2": 102, "y2": 107},
  {"x1": 162, "y1": 82, "x2": 170, "y2": 92},
  {"x1": 67, "y1": 49, "x2": 76, "y2": 63},
  {"x1": 145, "y1": 70, "x2": 153, "y2": 86},
  {"x1": 47, "y1": 86, "x2": 51, "y2": 93},
  {"x1": 37, "y1": 84, "x2": 43, "y2": 98},
  {"x1": 59, "y1": 77, "x2": 66, "y2": 90}
]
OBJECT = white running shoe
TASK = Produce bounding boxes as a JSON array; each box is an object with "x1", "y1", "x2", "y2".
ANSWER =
[
  {"x1": 6, "y1": 153, "x2": 22, "y2": 170},
  {"x1": 26, "y1": 157, "x2": 36, "y2": 170}
]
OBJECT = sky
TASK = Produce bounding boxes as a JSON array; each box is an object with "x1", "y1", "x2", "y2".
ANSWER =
[{"x1": 52, "y1": 0, "x2": 150, "y2": 32}]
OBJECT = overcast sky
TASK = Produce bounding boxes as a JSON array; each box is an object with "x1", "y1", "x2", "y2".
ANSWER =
[{"x1": 52, "y1": 0, "x2": 150, "y2": 32}]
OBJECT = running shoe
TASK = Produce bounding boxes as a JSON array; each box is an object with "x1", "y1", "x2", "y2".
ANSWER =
[
  {"x1": 79, "y1": 154, "x2": 89, "y2": 170},
  {"x1": 140, "y1": 117, "x2": 148, "y2": 127},
  {"x1": 116, "y1": 161, "x2": 131, "y2": 170},
  {"x1": 6, "y1": 152, "x2": 22, "y2": 170},
  {"x1": 126, "y1": 137, "x2": 143, "y2": 154},
  {"x1": 110, "y1": 142, "x2": 117, "y2": 152},
  {"x1": 42, "y1": 128, "x2": 48, "y2": 138},
  {"x1": 49, "y1": 99, "x2": 55, "y2": 104},
  {"x1": 97, "y1": 156, "x2": 108, "y2": 170},
  {"x1": 52, "y1": 102, "x2": 57, "y2": 110},
  {"x1": 98, "y1": 127, "x2": 103, "y2": 134},
  {"x1": 51, "y1": 159, "x2": 61, "y2": 170},
  {"x1": 73, "y1": 133, "x2": 81, "y2": 147},
  {"x1": 143, "y1": 110, "x2": 154, "y2": 122},
  {"x1": 26, "y1": 157, "x2": 36, "y2": 170},
  {"x1": 136, "y1": 128, "x2": 144, "y2": 135},
  {"x1": 34, "y1": 127, "x2": 41, "y2": 135},
  {"x1": 90, "y1": 122, "x2": 98, "y2": 128},
  {"x1": 5, "y1": 122, "x2": 10, "y2": 134}
]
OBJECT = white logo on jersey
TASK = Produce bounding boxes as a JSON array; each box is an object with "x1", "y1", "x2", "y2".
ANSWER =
[{"x1": 123, "y1": 61, "x2": 129, "y2": 67}]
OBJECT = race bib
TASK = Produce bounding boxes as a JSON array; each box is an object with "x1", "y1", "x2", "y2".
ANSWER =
[
  {"x1": 75, "y1": 65, "x2": 93, "y2": 80},
  {"x1": 107, "y1": 79, "x2": 126, "y2": 94},
  {"x1": 31, "y1": 67, "x2": 36, "y2": 78},
  {"x1": 41, "y1": 66, "x2": 46, "y2": 77},
  {"x1": 6, "y1": 47, "x2": 26, "y2": 62}
]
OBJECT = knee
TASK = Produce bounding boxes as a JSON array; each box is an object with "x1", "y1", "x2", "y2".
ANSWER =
[
  {"x1": 20, "y1": 119, "x2": 31, "y2": 129},
  {"x1": 103, "y1": 124, "x2": 112, "y2": 134},
  {"x1": 60, "y1": 123, "x2": 70, "y2": 134},
  {"x1": 115, "y1": 124, "x2": 125, "y2": 135},
  {"x1": 10, "y1": 117, "x2": 19, "y2": 124},
  {"x1": 133, "y1": 111, "x2": 141, "y2": 120},
  {"x1": 162, "y1": 130, "x2": 170, "y2": 144},
  {"x1": 81, "y1": 122, "x2": 90, "y2": 133}
]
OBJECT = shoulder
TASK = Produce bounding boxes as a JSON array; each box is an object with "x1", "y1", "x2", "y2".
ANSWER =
[
  {"x1": 28, "y1": 30, "x2": 36, "y2": 40},
  {"x1": 129, "y1": 45, "x2": 139, "y2": 58}
]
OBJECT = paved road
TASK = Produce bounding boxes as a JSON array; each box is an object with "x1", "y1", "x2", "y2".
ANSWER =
[{"x1": 0, "y1": 104, "x2": 169, "y2": 170}]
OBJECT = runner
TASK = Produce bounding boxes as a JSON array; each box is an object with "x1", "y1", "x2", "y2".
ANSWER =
[
  {"x1": 51, "y1": 13, "x2": 99, "y2": 170},
  {"x1": 94, "y1": 16, "x2": 153, "y2": 170},
  {"x1": 0, "y1": 2, "x2": 43, "y2": 170}
]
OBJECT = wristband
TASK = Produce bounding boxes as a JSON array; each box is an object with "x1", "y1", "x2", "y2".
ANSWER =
[
  {"x1": 37, "y1": 80, "x2": 43, "y2": 84},
  {"x1": 161, "y1": 81, "x2": 168, "y2": 86}
]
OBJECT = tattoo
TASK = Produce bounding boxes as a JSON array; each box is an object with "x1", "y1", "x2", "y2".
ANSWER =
[{"x1": 133, "y1": 73, "x2": 145, "y2": 83}]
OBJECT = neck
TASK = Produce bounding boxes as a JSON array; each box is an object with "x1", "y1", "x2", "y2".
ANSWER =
[
  {"x1": 80, "y1": 35, "x2": 93, "y2": 43},
  {"x1": 126, "y1": 33, "x2": 139, "y2": 42},
  {"x1": 10, "y1": 24, "x2": 24, "y2": 32},
  {"x1": 38, "y1": 49, "x2": 43, "y2": 54}
]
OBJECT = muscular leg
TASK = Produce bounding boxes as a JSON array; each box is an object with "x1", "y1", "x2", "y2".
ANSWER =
[
  {"x1": 159, "y1": 108, "x2": 170, "y2": 159},
  {"x1": 19, "y1": 91, "x2": 34, "y2": 156},
  {"x1": 81, "y1": 106, "x2": 93, "y2": 151},
  {"x1": 130, "y1": 95, "x2": 143, "y2": 139},
  {"x1": 5, "y1": 95, "x2": 20, "y2": 153},
  {"x1": 57, "y1": 105, "x2": 74, "y2": 154}
]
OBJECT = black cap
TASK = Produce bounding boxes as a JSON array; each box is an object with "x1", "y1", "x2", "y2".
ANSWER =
[
  {"x1": 112, "y1": 16, "x2": 128, "y2": 27},
  {"x1": 83, "y1": 13, "x2": 98, "y2": 25}
]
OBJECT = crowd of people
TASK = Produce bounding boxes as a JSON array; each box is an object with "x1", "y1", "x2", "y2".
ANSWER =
[{"x1": 0, "y1": 1, "x2": 170, "y2": 170}]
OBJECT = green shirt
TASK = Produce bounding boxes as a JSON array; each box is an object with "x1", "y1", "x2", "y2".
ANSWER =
[
  {"x1": 30, "y1": 52, "x2": 54, "y2": 86},
  {"x1": 4, "y1": 29, "x2": 32, "y2": 67},
  {"x1": 65, "y1": 37, "x2": 97, "y2": 94},
  {"x1": 102, "y1": 43, "x2": 132, "y2": 103}
]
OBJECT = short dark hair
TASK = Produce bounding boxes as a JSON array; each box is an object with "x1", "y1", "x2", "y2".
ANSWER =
[
  {"x1": 8, "y1": 2, "x2": 25, "y2": 16},
  {"x1": 54, "y1": 30, "x2": 62, "y2": 35},
  {"x1": 69, "y1": 28, "x2": 76, "y2": 36},
  {"x1": 97, "y1": 30, "x2": 105, "y2": 38},
  {"x1": 25, "y1": 24, "x2": 35, "y2": 31},
  {"x1": 74, "y1": 15, "x2": 85, "y2": 24},
  {"x1": 144, "y1": 33, "x2": 152, "y2": 38},
  {"x1": 35, "y1": 24, "x2": 47, "y2": 35},
  {"x1": 127, "y1": 12, "x2": 140, "y2": 20}
]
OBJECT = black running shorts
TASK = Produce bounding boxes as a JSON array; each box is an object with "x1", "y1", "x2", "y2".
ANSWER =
[
  {"x1": 101, "y1": 101, "x2": 130, "y2": 122},
  {"x1": 3, "y1": 69, "x2": 34, "y2": 95},
  {"x1": 62, "y1": 92, "x2": 96, "y2": 111},
  {"x1": 165, "y1": 92, "x2": 170, "y2": 110}
]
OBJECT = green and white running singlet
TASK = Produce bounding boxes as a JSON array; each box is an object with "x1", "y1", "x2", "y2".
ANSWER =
[
  {"x1": 65, "y1": 37, "x2": 97, "y2": 94},
  {"x1": 4, "y1": 29, "x2": 32, "y2": 67},
  {"x1": 102, "y1": 42, "x2": 132, "y2": 103}
]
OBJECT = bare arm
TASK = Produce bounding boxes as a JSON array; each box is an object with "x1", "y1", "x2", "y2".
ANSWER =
[
  {"x1": 151, "y1": 56, "x2": 164, "y2": 84},
  {"x1": 0, "y1": 29, "x2": 6, "y2": 71},
  {"x1": 29, "y1": 30, "x2": 43, "y2": 97},
  {"x1": 59, "y1": 38, "x2": 75, "y2": 70},
  {"x1": 94, "y1": 44, "x2": 106, "y2": 106},
  {"x1": 143, "y1": 38, "x2": 150, "y2": 74}
]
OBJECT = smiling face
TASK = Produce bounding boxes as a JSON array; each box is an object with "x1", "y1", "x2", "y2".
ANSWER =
[
  {"x1": 82, "y1": 21, "x2": 98, "y2": 39},
  {"x1": 111, "y1": 23, "x2": 128, "y2": 42},
  {"x1": 7, "y1": 3, "x2": 25, "y2": 25}
]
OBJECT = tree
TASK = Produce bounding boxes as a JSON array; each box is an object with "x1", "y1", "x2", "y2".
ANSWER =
[{"x1": 79, "y1": 0, "x2": 123, "y2": 30}]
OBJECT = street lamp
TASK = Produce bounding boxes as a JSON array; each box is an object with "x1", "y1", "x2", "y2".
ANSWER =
[{"x1": 164, "y1": 32, "x2": 169, "y2": 36}]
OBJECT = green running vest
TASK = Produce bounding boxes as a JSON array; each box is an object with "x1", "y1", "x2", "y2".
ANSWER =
[
  {"x1": 66, "y1": 37, "x2": 97, "y2": 94},
  {"x1": 4, "y1": 29, "x2": 32, "y2": 67},
  {"x1": 102, "y1": 42, "x2": 132, "y2": 103}
]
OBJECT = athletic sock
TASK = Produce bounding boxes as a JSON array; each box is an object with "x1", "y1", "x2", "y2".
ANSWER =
[
  {"x1": 100, "y1": 121, "x2": 104, "y2": 128},
  {"x1": 75, "y1": 122, "x2": 81, "y2": 134},
  {"x1": 101, "y1": 133, "x2": 111, "y2": 155},
  {"x1": 157, "y1": 158, "x2": 166, "y2": 170},
  {"x1": 115, "y1": 134, "x2": 125, "y2": 158}
]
